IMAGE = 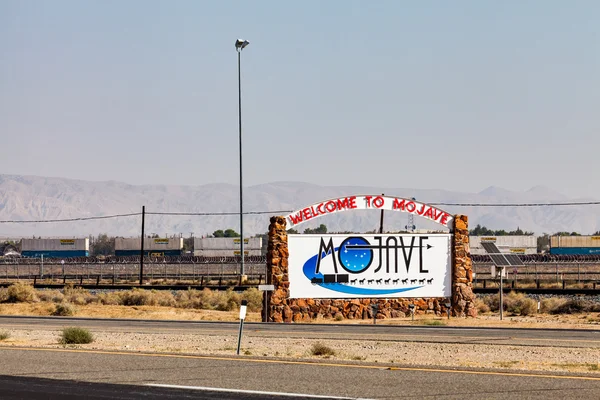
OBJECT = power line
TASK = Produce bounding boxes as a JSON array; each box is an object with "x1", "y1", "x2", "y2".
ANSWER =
[
  {"x1": 431, "y1": 201, "x2": 600, "y2": 207},
  {"x1": 0, "y1": 212, "x2": 142, "y2": 224},
  {"x1": 0, "y1": 210, "x2": 293, "y2": 223},
  {"x1": 2, "y1": 201, "x2": 600, "y2": 224},
  {"x1": 147, "y1": 210, "x2": 293, "y2": 216}
]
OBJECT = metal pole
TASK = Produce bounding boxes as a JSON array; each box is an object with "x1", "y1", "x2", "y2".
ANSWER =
[
  {"x1": 499, "y1": 267, "x2": 504, "y2": 321},
  {"x1": 236, "y1": 318, "x2": 245, "y2": 355},
  {"x1": 40, "y1": 254, "x2": 44, "y2": 278},
  {"x1": 139, "y1": 206, "x2": 145, "y2": 285},
  {"x1": 238, "y1": 50, "x2": 245, "y2": 277},
  {"x1": 378, "y1": 193, "x2": 385, "y2": 234}
]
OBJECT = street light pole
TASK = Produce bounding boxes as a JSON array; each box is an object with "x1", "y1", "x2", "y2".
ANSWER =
[{"x1": 235, "y1": 39, "x2": 249, "y2": 277}]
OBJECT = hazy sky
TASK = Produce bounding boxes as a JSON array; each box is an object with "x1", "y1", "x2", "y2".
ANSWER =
[{"x1": 1, "y1": 1, "x2": 598, "y2": 198}]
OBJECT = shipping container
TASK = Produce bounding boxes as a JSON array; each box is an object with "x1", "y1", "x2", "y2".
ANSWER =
[
  {"x1": 193, "y1": 237, "x2": 262, "y2": 250},
  {"x1": 193, "y1": 237, "x2": 262, "y2": 257},
  {"x1": 470, "y1": 236, "x2": 537, "y2": 255},
  {"x1": 550, "y1": 236, "x2": 600, "y2": 255},
  {"x1": 114, "y1": 237, "x2": 183, "y2": 257},
  {"x1": 21, "y1": 238, "x2": 89, "y2": 258},
  {"x1": 549, "y1": 247, "x2": 600, "y2": 255},
  {"x1": 550, "y1": 236, "x2": 600, "y2": 248},
  {"x1": 195, "y1": 249, "x2": 263, "y2": 257}
]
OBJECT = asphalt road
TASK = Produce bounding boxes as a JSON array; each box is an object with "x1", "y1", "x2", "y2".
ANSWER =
[
  {"x1": 1, "y1": 315, "x2": 600, "y2": 348},
  {"x1": 1, "y1": 347, "x2": 600, "y2": 399}
]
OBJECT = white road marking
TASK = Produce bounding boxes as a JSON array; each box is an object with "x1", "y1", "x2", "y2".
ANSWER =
[{"x1": 146, "y1": 383, "x2": 373, "y2": 399}]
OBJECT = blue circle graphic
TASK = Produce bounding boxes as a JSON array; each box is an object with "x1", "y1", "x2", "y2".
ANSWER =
[{"x1": 338, "y1": 236, "x2": 373, "y2": 274}]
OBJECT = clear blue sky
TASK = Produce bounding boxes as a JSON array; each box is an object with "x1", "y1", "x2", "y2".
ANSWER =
[{"x1": 1, "y1": 1, "x2": 598, "y2": 197}]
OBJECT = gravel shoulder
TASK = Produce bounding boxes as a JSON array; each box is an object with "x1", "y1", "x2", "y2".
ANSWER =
[{"x1": 2, "y1": 303, "x2": 600, "y2": 375}]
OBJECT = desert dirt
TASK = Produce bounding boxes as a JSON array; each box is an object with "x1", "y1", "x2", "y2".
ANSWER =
[{"x1": 2, "y1": 303, "x2": 600, "y2": 375}]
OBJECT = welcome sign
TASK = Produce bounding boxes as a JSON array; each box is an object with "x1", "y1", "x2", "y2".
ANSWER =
[
  {"x1": 286, "y1": 195, "x2": 454, "y2": 230},
  {"x1": 289, "y1": 234, "x2": 451, "y2": 299}
]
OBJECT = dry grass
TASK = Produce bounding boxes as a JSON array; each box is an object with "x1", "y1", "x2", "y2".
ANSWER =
[
  {"x1": 475, "y1": 298, "x2": 490, "y2": 314},
  {"x1": 482, "y1": 292, "x2": 537, "y2": 316},
  {"x1": 3, "y1": 282, "x2": 38, "y2": 303},
  {"x1": 59, "y1": 327, "x2": 93, "y2": 345},
  {"x1": 310, "y1": 342, "x2": 336, "y2": 356},
  {"x1": 0, "y1": 331, "x2": 9, "y2": 341},
  {"x1": 38, "y1": 290, "x2": 64, "y2": 303},
  {"x1": 0, "y1": 284, "x2": 262, "y2": 313},
  {"x1": 52, "y1": 303, "x2": 76, "y2": 316},
  {"x1": 63, "y1": 285, "x2": 95, "y2": 305},
  {"x1": 0, "y1": 302, "x2": 263, "y2": 321},
  {"x1": 120, "y1": 289, "x2": 176, "y2": 307}
]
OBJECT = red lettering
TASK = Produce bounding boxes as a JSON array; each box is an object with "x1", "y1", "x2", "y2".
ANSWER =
[
  {"x1": 302, "y1": 207, "x2": 312, "y2": 221},
  {"x1": 317, "y1": 203, "x2": 325, "y2": 214},
  {"x1": 406, "y1": 202, "x2": 416, "y2": 213},
  {"x1": 393, "y1": 198, "x2": 406, "y2": 210},
  {"x1": 337, "y1": 197, "x2": 349, "y2": 210},
  {"x1": 440, "y1": 213, "x2": 449, "y2": 226},
  {"x1": 288, "y1": 212, "x2": 303, "y2": 225},
  {"x1": 416, "y1": 204, "x2": 425, "y2": 215},
  {"x1": 423, "y1": 207, "x2": 434, "y2": 219},
  {"x1": 432, "y1": 208, "x2": 444, "y2": 221},
  {"x1": 364, "y1": 196, "x2": 372, "y2": 207},
  {"x1": 373, "y1": 196, "x2": 384, "y2": 208},
  {"x1": 348, "y1": 196, "x2": 357, "y2": 209},
  {"x1": 325, "y1": 201, "x2": 337, "y2": 212}
]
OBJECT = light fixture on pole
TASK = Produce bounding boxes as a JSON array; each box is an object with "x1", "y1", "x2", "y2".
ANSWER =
[{"x1": 235, "y1": 38, "x2": 249, "y2": 276}]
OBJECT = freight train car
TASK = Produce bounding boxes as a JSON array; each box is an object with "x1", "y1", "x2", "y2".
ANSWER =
[
  {"x1": 21, "y1": 238, "x2": 89, "y2": 258},
  {"x1": 193, "y1": 237, "x2": 262, "y2": 257},
  {"x1": 470, "y1": 236, "x2": 537, "y2": 255},
  {"x1": 550, "y1": 236, "x2": 600, "y2": 255},
  {"x1": 114, "y1": 237, "x2": 183, "y2": 257}
]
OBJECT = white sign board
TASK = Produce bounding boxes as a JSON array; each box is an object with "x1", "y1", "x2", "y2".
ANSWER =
[{"x1": 289, "y1": 234, "x2": 451, "y2": 299}]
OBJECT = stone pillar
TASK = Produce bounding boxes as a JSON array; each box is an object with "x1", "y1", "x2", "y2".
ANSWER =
[
  {"x1": 452, "y1": 214, "x2": 477, "y2": 317},
  {"x1": 266, "y1": 216, "x2": 290, "y2": 322}
]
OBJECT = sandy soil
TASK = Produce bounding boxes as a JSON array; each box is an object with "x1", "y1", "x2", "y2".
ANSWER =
[{"x1": 2, "y1": 303, "x2": 600, "y2": 375}]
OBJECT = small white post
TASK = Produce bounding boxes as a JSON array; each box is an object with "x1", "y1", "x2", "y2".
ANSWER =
[{"x1": 236, "y1": 300, "x2": 248, "y2": 355}]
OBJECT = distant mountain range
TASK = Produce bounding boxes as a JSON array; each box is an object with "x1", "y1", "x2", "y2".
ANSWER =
[{"x1": 0, "y1": 174, "x2": 598, "y2": 238}]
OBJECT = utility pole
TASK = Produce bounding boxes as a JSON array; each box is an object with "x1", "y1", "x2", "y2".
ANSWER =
[{"x1": 139, "y1": 206, "x2": 145, "y2": 285}]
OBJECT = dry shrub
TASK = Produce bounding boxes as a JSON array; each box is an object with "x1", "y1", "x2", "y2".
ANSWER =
[
  {"x1": 5, "y1": 282, "x2": 38, "y2": 303},
  {"x1": 120, "y1": 289, "x2": 175, "y2": 307},
  {"x1": 38, "y1": 290, "x2": 64, "y2": 303},
  {"x1": 482, "y1": 294, "x2": 500, "y2": 311},
  {"x1": 311, "y1": 342, "x2": 336, "y2": 356},
  {"x1": 475, "y1": 298, "x2": 490, "y2": 314},
  {"x1": 504, "y1": 292, "x2": 537, "y2": 316},
  {"x1": 540, "y1": 297, "x2": 567, "y2": 314},
  {"x1": 481, "y1": 292, "x2": 537, "y2": 316},
  {"x1": 242, "y1": 288, "x2": 263, "y2": 312},
  {"x1": 59, "y1": 327, "x2": 93, "y2": 344},
  {"x1": 0, "y1": 288, "x2": 8, "y2": 303},
  {"x1": 52, "y1": 303, "x2": 76, "y2": 316},
  {"x1": 152, "y1": 290, "x2": 176, "y2": 307},
  {"x1": 548, "y1": 298, "x2": 600, "y2": 314},
  {"x1": 214, "y1": 289, "x2": 241, "y2": 311},
  {"x1": 175, "y1": 288, "x2": 250, "y2": 311},
  {"x1": 175, "y1": 288, "x2": 212, "y2": 309},
  {"x1": 97, "y1": 292, "x2": 123, "y2": 306},
  {"x1": 63, "y1": 285, "x2": 95, "y2": 305}
]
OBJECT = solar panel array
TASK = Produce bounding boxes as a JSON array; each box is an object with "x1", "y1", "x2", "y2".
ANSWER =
[
  {"x1": 479, "y1": 241, "x2": 524, "y2": 267},
  {"x1": 504, "y1": 254, "x2": 524, "y2": 267},
  {"x1": 481, "y1": 241, "x2": 501, "y2": 254},
  {"x1": 489, "y1": 253, "x2": 511, "y2": 266}
]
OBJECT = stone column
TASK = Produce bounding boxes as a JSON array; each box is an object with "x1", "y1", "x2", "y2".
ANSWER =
[
  {"x1": 452, "y1": 214, "x2": 477, "y2": 317},
  {"x1": 266, "y1": 216, "x2": 290, "y2": 322}
]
